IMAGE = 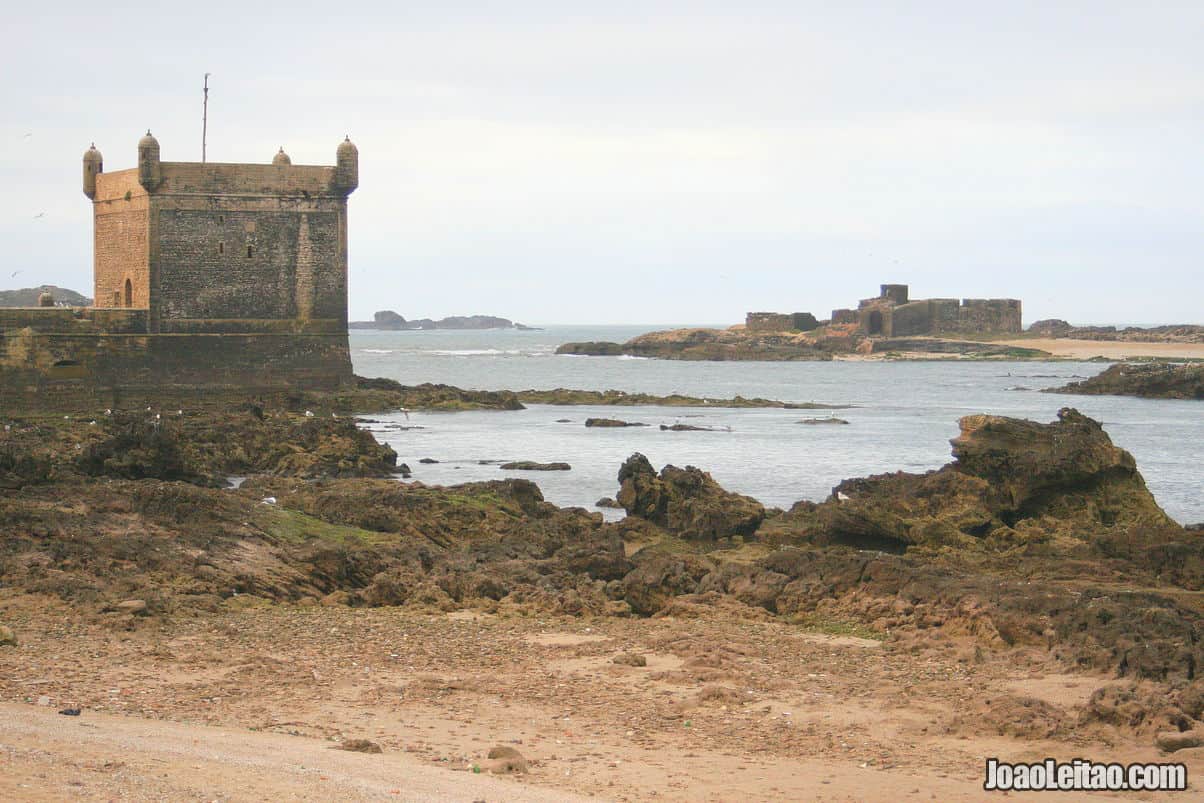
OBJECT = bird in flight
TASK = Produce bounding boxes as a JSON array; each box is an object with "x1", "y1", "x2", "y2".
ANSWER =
[
  {"x1": 33, "y1": 212, "x2": 46, "y2": 219},
  {"x1": 10, "y1": 270, "x2": 23, "y2": 278}
]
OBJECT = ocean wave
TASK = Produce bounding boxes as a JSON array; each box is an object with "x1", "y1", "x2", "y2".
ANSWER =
[
  {"x1": 361, "y1": 349, "x2": 394, "y2": 354},
  {"x1": 427, "y1": 348, "x2": 524, "y2": 356},
  {"x1": 617, "y1": 354, "x2": 649, "y2": 360}
]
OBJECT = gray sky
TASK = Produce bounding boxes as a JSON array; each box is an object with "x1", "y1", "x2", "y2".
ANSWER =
[{"x1": 2, "y1": 1, "x2": 1201, "y2": 325}]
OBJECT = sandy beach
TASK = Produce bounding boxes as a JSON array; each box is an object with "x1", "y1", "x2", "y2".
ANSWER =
[
  {"x1": 2, "y1": 600, "x2": 1189, "y2": 802},
  {"x1": 995, "y1": 339, "x2": 1204, "y2": 361}
]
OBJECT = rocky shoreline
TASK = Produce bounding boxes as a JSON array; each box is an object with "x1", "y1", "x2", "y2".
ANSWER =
[
  {"x1": 557, "y1": 326, "x2": 1051, "y2": 361},
  {"x1": 1046, "y1": 362, "x2": 1203, "y2": 400},
  {"x1": 3, "y1": 386, "x2": 1203, "y2": 743}
]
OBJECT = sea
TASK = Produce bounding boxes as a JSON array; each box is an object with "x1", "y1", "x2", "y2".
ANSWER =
[{"x1": 351, "y1": 326, "x2": 1203, "y2": 525}]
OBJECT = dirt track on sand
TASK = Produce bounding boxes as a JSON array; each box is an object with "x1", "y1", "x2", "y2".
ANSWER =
[{"x1": 3, "y1": 600, "x2": 1200, "y2": 801}]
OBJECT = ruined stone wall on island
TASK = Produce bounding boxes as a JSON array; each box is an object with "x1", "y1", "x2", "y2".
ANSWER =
[
  {"x1": 744, "y1": 312, "x2": 819, "y2": 332},
  {"x1": 745, "y1": 312, "x2": 795, "y2": 332},
  {"x1": 958, "y1": 299, "x2": 1022, "y2": 334}
]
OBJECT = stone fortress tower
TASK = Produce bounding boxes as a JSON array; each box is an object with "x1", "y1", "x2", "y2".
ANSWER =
[
  {"x1": 84, "y1": 132, "x2": 357, "y2": 332},
  {"x1": 1, "y1": 131, "x2": 360, "y2": 404}
]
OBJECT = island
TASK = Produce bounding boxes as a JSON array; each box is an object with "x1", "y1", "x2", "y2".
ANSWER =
[
  {"x1": 557, "y1": 283, "x2": 1204, "y2": 361},
  {"x1": 349, "y1": 310, "x2": 538, "y2": 330}
]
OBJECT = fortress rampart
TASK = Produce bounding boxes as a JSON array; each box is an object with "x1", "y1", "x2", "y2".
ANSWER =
[{"x1": 746, "y1": 284, "x2": 1022, "y2": 337}]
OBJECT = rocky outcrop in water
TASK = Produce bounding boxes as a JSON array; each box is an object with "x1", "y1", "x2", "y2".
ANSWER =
[
  {"x1": 1046, "y1": 363, "x2": 1203, "y2": 400},
  {"x1": 758, "y1": 408, "x2": 1176, "y2": 552},
  {"x1": 517, "y1": 388, "x2": 824, "y2": 408},
  {"x1": 349, "y1": 311, "x2": 533, "y2": 330},
  {"x1": 556, "y1": 326, "x2": 1056, "y2": 361},
  {"x1": 616, "y1": 453, "x2": 765, "y2": 540},
  {"x1": 500, "y1": 461, "x2": 571, "y2": 471}
]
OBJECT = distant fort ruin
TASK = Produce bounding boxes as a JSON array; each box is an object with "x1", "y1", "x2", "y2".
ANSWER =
[
  {"x1": 746, "y1": 284, "x2": 1022, "y2": 337},
  {"x1": 1, "y1": 131, "x2": 358, "y2": 405}
]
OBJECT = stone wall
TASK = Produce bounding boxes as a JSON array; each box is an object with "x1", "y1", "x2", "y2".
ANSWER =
[
  {"x1": 1, "y1": 307, "x2": 351, "y2": 409},
  {"x1": 889, "y1": 300, "x2": 934, "y2": 337},
  {"x1": 880, "y1": 284, "x2": 909, "y2": 305},
  {"x1": 745, "y1": 312, "x2": 794, "y2": 332},
  {"x1": 790, "y1": 312, "x2": 819, "y2": 332},
  {"x1": 928, "y1": 299, "x2": 961, "y2": 334},
  {"x1": 959, "y1": 299, "x2": 1022, "y2": 334},
  {"x1": 154, "y1": 207, "x2": 343, "y2": 321},
  {"x1": 92, "y1": 170, "x2": 149, "y2": 308}
]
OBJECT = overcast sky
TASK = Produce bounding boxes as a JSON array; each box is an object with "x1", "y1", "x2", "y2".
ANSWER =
[{"x1": 2, "y1": 1, "x2": 1200, "y2": 325}]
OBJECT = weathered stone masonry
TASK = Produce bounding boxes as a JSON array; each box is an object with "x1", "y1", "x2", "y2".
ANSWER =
[{"x1": 745, "y1": 284, "x2": 1022, "y2": 337}]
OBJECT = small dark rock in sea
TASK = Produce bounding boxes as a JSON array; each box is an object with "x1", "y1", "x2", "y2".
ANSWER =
[
  {"x1": 596, "y1": 497, "x2": 623, "y2": 508},
  {"x1": 659, "y1": 423, "x2": 723, "y2": 432},
  {"x1": 555, "y1": 419, "x2": 573, "y2": 423},
  {"x1": 398, "y1": 463, "x2": 412, "y2": 478},
  {"x1": 586, "y1": 418, "x2": 648, "y2": 428},
  {"x1": 783, "y1": 402, "x2": 856, "y2": 410},
  {"x1": 500, "y1": 461, "x2": 571, "y2": 471},
  {"x1": 419, "y1": 458, "x2": 439, "y2": 464},
  {"x1": 796, "y1": 417, "x2": 850, "y2": 425}
]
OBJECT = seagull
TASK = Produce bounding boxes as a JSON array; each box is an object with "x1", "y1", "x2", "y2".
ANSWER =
[
  {"x1": 261, "y1": 496, "x2": 277, "y2": 505},
  {"x1": 836, "y1": 491, "x2": 851, "y2": 502},
  {"x1": 10, "y1": 270, "x2": 22, "y2": 278},
  {"x1": 33, "y1": 212, "x2": 46, "y2": 219},
  {"x1": 398, "y1": 407, "x2": 411, "y2": 420},
  {"x1": 305, "y1": 410, "x2": 314, "y2": 417}
]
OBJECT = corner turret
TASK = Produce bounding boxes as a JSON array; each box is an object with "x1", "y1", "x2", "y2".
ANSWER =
[
  {"x1": 82, "y1": 143, "x2": 103, "y2": 199},
  {"x1": 138, "y1": 130, "x2": 161, "y2": 191},
  {"x1": 333, "y1": 135, "x2": 358, "y2": 195}
]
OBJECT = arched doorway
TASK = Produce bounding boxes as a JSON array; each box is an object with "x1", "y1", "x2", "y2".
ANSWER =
[
  {"x1": 868, "y1": 309, "x2": 883, "y2": 335},
  {"x1": 123, "y1": 279, "x2": 133, "y2": 307}
]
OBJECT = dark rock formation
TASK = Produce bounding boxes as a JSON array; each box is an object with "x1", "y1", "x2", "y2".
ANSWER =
[
  {"x1": 616, "y1": 453, "x2": 765, "y2": 540},
  {"x1": 585, "y1": 418, "x2": 647, "y2": 428},
  {"x1": 555, "y1": 341, "x2": 625, "y2": 356},
  {"x1": 520, "y1": 388, "x2": 815, "y2": 408},
  {"x1": 659, "y1": 424, "x2": 720, "y2": 432},
  {"x1": 557, "y1": 325, "x2": 1055, "y2": 362},
  {"x1": 353, "y1": 377, "x2": 524, "y2": 411},
  {"x1": 759, "y1": 408, "x2": 1176, "y2": 552},
  {"x1": 500, "y1": 461, "x2": 571, "y2": 471},
  {"x1": 1046, "y1": 363, "x2": 1203, "y2": 400},
  {"x1": 797, "y1": 417, "x2": 849, "y2": 425}
]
